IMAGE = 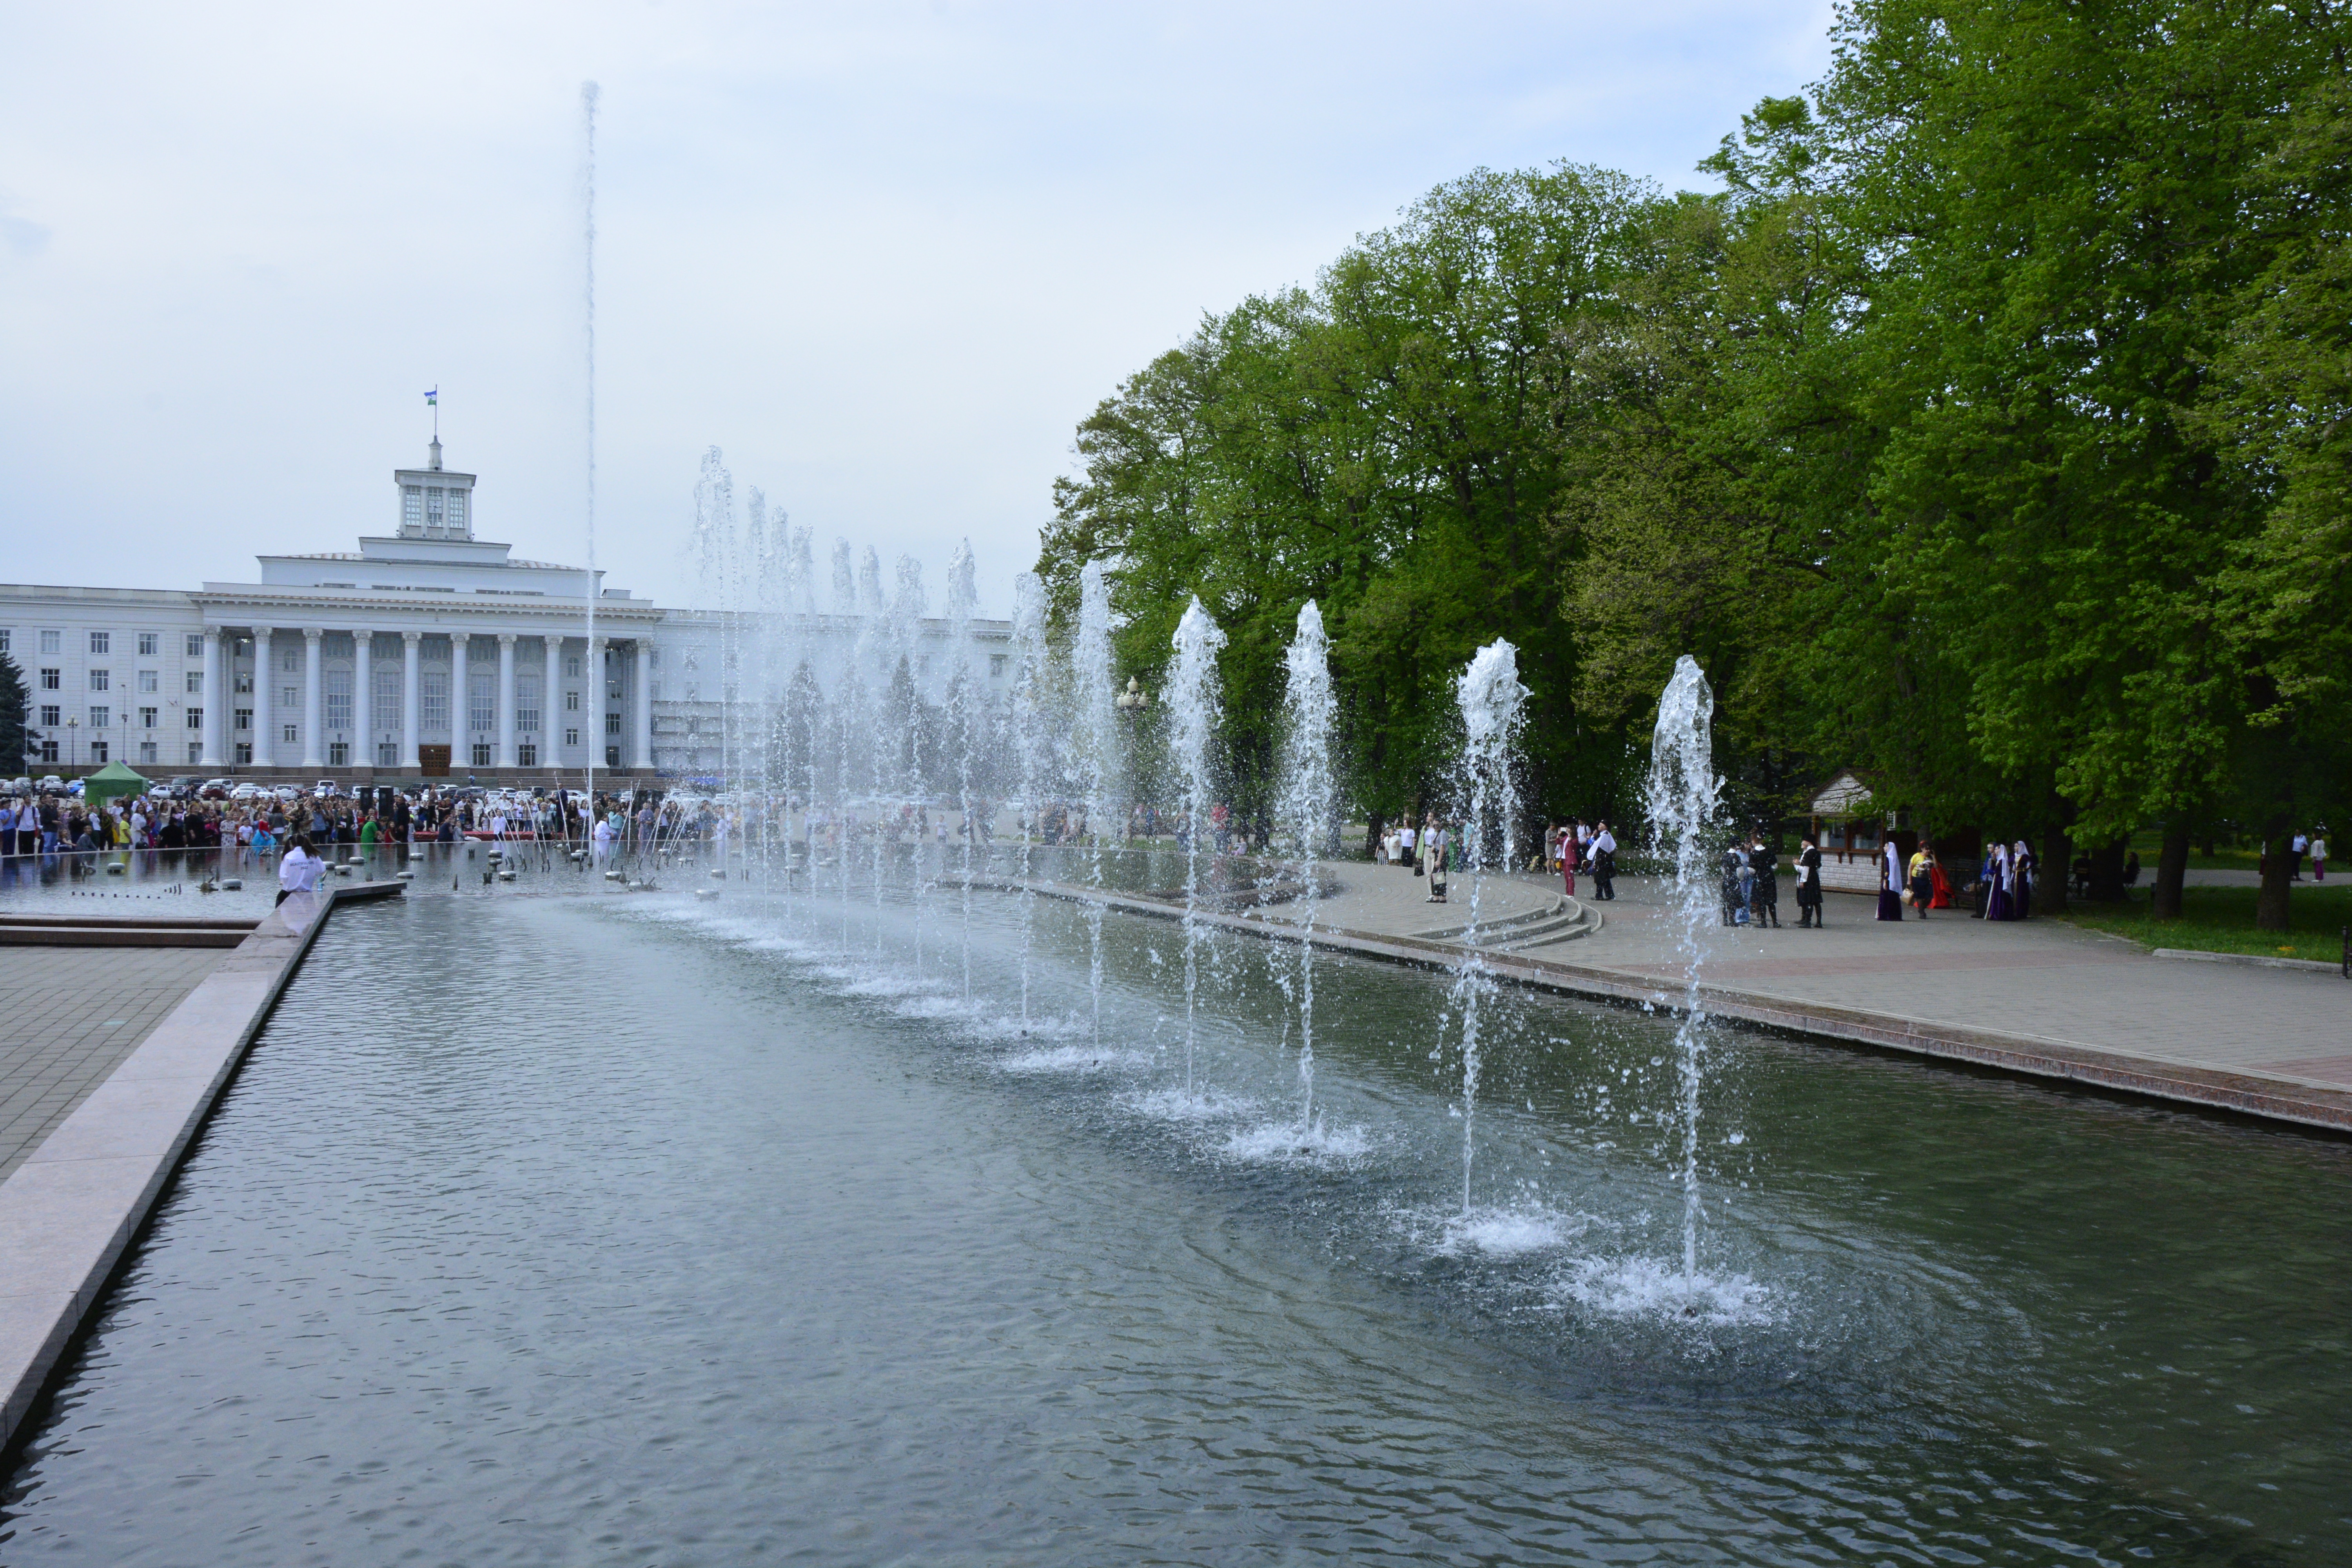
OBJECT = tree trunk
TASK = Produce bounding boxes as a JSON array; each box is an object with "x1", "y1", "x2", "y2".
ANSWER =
[
  {"x1": 2039, "y1": 821, "x2": 2073, "y2": 915},
  {"x1": 2087, "y1": 838, "x2": 2129, "y2": 902},
  {"x1": 2152, "y1": 820, "x2": 2191, "y2": 920},
  {"x1": 2257, "y1": 819, "x2": 2293, "y2": 931},
  {"x1": 1363, "y1": 810, "x2": 1386, "y2": 862}
]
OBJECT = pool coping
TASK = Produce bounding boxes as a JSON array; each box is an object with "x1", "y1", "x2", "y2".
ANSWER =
[
  {"x1": 994, "y1": 878, "x2": 2352, "y2": 1137},
  {"x1": 0, "y1": 880, "x2": 404, "y2": 1455}
]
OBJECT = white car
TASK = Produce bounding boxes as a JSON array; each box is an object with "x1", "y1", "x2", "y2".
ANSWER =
[
  {"x1": 230, "y1": 782, "x2": 264, "y2": 801},
  {"x1": 273, "y1": 784, "x2": 301, "y2": 802},
  {"x1": 313, "y1": 780, "x2": 342, "y2": 799}
]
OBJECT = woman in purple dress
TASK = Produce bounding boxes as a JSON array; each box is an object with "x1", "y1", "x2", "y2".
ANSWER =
[{"x1": 1984, "y1": 842, "x2": 2013, "y2": 921}]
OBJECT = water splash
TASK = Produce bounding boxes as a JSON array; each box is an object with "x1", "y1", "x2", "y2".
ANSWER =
[
  {"x1": 946, "y1": 539, "x2": 978, "y2": 1006},
  {"x1": 1278, "y1": 601, "x2": 1336, "y2": 1124},
  {"x1": 1643, "y1": 654, "x2": 1722, "y2": 1281},
  {"x1": 1011, "y1": 573, "x2": 1049, "y2": 1031},
  {"x1": 1075, "y1": 562, "x2": 1119, "y2": 1049},
  {"x1": 1169, "y1": 596, "x2": 1226, "y2": 1102},
  {"x1": 1450, "y1": 639, "x2": 1528, "y2": 1214}
]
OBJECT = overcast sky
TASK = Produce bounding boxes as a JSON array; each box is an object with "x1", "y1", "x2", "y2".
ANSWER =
[{"x1": 0, "y1": 1, "x2": 1831, "y2": 618}]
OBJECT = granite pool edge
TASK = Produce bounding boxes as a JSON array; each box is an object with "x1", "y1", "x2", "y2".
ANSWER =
[
  {"x1": 0, "y1": 880, "x2": 404, "y2": 1455},
  {"x1": 996, "y1": 878, "x2": 2352, "y2": 1138}
]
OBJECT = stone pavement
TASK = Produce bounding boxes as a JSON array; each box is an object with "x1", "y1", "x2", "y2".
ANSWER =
[
  {"x1": 1500, "y1": 875, "x2": 2352, "y2": 1097},
  {"x1": 0, "y1": 946, "x2": 229, "y2": 1183}
]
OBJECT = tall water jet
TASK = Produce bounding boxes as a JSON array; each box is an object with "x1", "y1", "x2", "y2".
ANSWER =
[
  {"x1": 830, "y1": 540, "x2": 859, "y2": 952},
  {"x1": 889, "y1": 556, "x2": 929, "y2": 969},
  {"x1": 1011, "y1": 573, "x2": 1049, "y2": 1031},
  {"x1": 1278, "y1": 601, "x2": 1336, "y2": 1125},
  {"x1": 1169, "y1": 597, "x2": 1226, "y2": 1100},
  {"x1": 945, "y1": 540, "x2": 979, "y2": 1006},
  {"x1": 579, "y1": 81, "x2": 601, "y2": 820},
  {"x1": 1074, "y1": 562, "x2": 1120, "y2": 1047},
  {"x1": 1644, "y1": 654, "x2": 1722, "y2": 1281},
  {"x1": 1449, "y1": 639, "x2": 1528, "y2": 1213}
]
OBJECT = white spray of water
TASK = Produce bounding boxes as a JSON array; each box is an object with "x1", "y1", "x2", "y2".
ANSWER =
[
  {"x1": 1169, "y1": 597, "x2": 1226, "y2": 1101},
  {"x1": 1449, "y1": 639, "x2": 1528, "y2": 1214},
  {"x1": 1011, "y1": 573, "x2": 1049, "y2": 1030},
  {"x1": 1278, "y1": 601, "x2": 1336, "y2": 1125},
  {"x1": 1075, "y1": 562, "x2": 1120, "y2": 1047},
  {"x1": 580, "y1": 81, "x2": 600, "y2": 827},
  {"x1": 946, "y1": 539, "x2": 979, "y2": 1005},
  {"x1": 1644, "y1": 653, "x2": 1722, "y2": 1280}
]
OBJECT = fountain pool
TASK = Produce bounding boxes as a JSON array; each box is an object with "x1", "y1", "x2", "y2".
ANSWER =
[{"x1": 2, "y1": 882, "x2": 2347, "y2": 1564}]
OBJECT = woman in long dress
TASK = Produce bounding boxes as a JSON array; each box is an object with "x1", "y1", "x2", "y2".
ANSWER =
[
  {"x1": 1877, "y1": 836, "x2": 1904, "y2": 921},
  {"x1": 1984, "y1": 842, "x2": 2013, "y2": 921},
  {"x1": 1561, "y1": 823, "x2": 1578, "y2": 897},
  {"x1": 2011, "y1": 838, "x2": 2034, "y2": 919}
]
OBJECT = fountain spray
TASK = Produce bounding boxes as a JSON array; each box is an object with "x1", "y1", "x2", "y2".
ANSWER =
[
  {"x1": 1011, "y1": 573, "x2": 1048, "y2": 1031},
  {"x1": 1076, "y1": 563, "x2": 1119, "y2": 1048},
  {"x1": 579, "y1": 81, "x2": 599, "y2": 835},
  {"x1": 1279, "y1": 602, "x2": 1336, "y2": 1125},
  {"x1": 1449, "y1": 640, "x2": 1529, "y2": 1214},
  {"x1": 946, "y1": 541, "x2": 979, "y2": 1007},
  {"x1": 1644, "y1": 654, "x2": 1722, "y2": 1281},
  {"x1": 1169, "y1": 597, "x2": 1226, "y2": 1101}
]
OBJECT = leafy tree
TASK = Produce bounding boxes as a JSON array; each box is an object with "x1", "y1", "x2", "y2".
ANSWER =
[{"x1": 0, "y1": 651, "x2": 29, "y2": 769}]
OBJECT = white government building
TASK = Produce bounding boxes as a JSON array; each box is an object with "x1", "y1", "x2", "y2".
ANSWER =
[{"x1": 4, "y1": 439, "x2": 1009, "y2": 784}]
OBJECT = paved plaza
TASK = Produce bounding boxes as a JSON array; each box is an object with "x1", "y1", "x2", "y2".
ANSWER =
[{"x1": 0, "y1": 946, "x2": 229, "y2": 1182}]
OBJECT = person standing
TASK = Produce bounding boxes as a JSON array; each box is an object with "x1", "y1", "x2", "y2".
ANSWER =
[
  {"x1": 2011, "y1": 839, "x2": 2035, "y2": 918},
  {"x1": 1908, "y1": 840, "x2": 1935, "y2": 918},
  {"x1": 1425, "y1": 817, "x2": 1448, "y2": 903},
  {"x1": 1795, "y1": 836, "x2": 1822, "y2": 927},
  {"x1": 1877, "y1": 834, "x2": 1904, "y2": 921},
  {"x1": 1753, "y1": 835, "x2": 1781, "y2": 927},
  {"x1": 1561, "y1": 822, "x2": 1578, "y2": 897},
  {"x1": 1590, "y1": 821, "x2": 1617, "y2": 901},
  {"x1": 2312, "y1": 827, "x2": 2328, "y2": 882}
]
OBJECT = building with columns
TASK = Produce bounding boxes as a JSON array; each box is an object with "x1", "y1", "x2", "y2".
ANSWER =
[{"x1": 3, "y1": 439, "x2": 1010, "y2": 784}]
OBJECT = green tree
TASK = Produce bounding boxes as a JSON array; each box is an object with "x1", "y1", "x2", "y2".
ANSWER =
[{"x1": 0, "y1": 651, "x2": 29, "y2": 769}]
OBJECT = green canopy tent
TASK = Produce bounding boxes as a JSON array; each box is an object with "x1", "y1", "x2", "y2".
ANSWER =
[{"x1": 79, "y1": 760, "x2": 149, "y2": 808}]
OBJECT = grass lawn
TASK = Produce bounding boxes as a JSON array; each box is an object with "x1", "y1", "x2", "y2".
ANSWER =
[{"x1": 2051, "y1": 882, "x2": 2352, "y2": 964}]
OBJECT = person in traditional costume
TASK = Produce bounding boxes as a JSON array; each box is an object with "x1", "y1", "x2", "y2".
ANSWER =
[
  {"x1": 2011, "y1": 839, "x2": 2034, "y2": 919},
  {"x1": 1795, "y1": 837, "x2": 1823, "y2": 926},
  {"x1": 1752, "y1": 835, "x2": 1781, "y2": 927},
  {"x1": 1425, "y1": 818, "x2": 1448, "y2": 903},
  {"x1": 1590, "y1": 822, "x2": 1617, "y2": 900},
  {"x1": 1983, "y1": 842, "x2": 2012, "y2": 921},
  {"x1": 1908, "y1": 840, "x2": 1935, "y2": 917},
  {"x1": 1561, "y1": 822, "x2": 1578, "y2": 897},
  {"x1": 1877, "y1": 835, "x2": 1904, "y2": 921}
]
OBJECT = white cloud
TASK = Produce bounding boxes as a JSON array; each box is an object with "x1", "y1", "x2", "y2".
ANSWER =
[{"x1": 0, "y1": 0, "x2": 1832, "y2": 617}]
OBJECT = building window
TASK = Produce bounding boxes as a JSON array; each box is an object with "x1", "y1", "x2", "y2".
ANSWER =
[
  {"x1": 378, "y1": 741, "x2": 397, "y2": 767},
  {"x1": 472, "y1": 740, "x2": 492, "y2": 766},
  {"x1": 517, "y1": 676, "x2": 541, "y2": 734},
  {"x1": 236, "y1": 671, "x2": 253, "y2": 695},
  {"x1": 187, "y1": 708, "x2": 204, "y2": 730},
  {"x1": 40, "y1": 629, "x2": 60, "y2": 654},
  {"x1": 374, "y1": 665, "x2": 401, "y2": 732},
  {"x1": 40, "y1": 667, "x2": 59, "y2": 690},
  {"x1": 140, "y1": 706, "x2": 158, "y2": 729},
  {"x1": 89, "y1": 706, "x2": 109, "y2": 728},
  {"x1": 565, "y1": 655, "x2": 583, "y2": 678},
  {"x1": 448, "y1": 490, "x2": 467, "y2": 532},
  {"x1": 140, "y1": 740, "x2": 158, "y2": 764},
  {"x1": 0, "y1": 630, "x2": 9, "y2": 655},
  {"x1": 517, "y1": 742, "x2": 537, "y2": 766},
  {"x1": 426, "y1": 488, "x2": 445, "y2": 529},
  {"x1": 138, "y1": 669, "x2": 158, "y2": 693},
  {"x1": 282, "y1": 685, "x2": 298, "y2": 708},
  {"x1": 89, "y1": 631, "x2": 109, "y2": 654},
  {"x1": 421, "y1": 671, "x2": 448, "y2": 730},
  {"x1": 326, "y1": 670, "x2": 352, "y2": 728},
  {"x1": 281, "y1": 649, "x2": 299, "y2": 673},
  {"x1": 38, "y1": 737, "x2": 59, "y2": 763},
  {"x1": 185, "y1": 670, "x2": 202, "y2": 694},
  {"x1": 991, "y1": 654, "x2": 1009, "y2": 677},
  {"x1": 187, "y1": 741, "x2": 203, "y2": 765},
  {"x1": 235, "y1": 742, "x2": 252, "y2": 764},
  {"x1": 605, "y1": 711, "x2": 621, "y2": 735},
  {"x1": 90, "y1": 741, "x2": 108, "y2": 763},
  {"x1": 606, "y1": 746, "x2": 620, "y2": 768},
  {"x1": 564, "y1": 727, "x2": 579, "y2": 746},
  {"x1": 330, "y1": 741, "x2": 349, "y2": 766},
  {"x1": 89, "y1": 668, "x2": 109, "y2": 691},
  {"x1": 565, "y1": 690, "x2": 580, "y2": 711},
  {"x1": 40, "y1": 704, "x2": 60, "y2": 727},
  {"x1": 468, "y1": 671, "x2": 494, "y2": 733},
  {"x1": 283, "y1": 723, "x2": 298, "y2": 743},
  {"x1": 138, "y1": 632, "x2": 158, "y2": 656},
  {"x1": 186, "y1": 633, "x2": 204, "y2": 657},
  {"x1": 404, "y1": 485, "x2": 423, "y2": 528},
  {"x1": 235, "y1": 708, "x2": 252, "y2": 731}
]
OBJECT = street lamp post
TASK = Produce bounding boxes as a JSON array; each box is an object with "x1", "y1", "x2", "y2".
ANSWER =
[{"x1": 66, "y1": 716, "x2": 78, "y2": 774}]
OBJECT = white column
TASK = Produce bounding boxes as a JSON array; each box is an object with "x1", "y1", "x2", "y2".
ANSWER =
[
  {"x1": 199, "y1": 626, "x2": 224, "y2": 768},
  {"x1": 497, "y1": 633, "x2": 518, "y2": 769},
  {"x1": 401, "y1": 631, "x2": 422, "y2": 769},
  {"x1": 451, "y1": 633, "x2": 470, "y2": 769},
  {"x1": 354, "y1": 628, "x2": 374, "y2": 769},
  {"x1": 588, "y1": 635, "x2": 607, "y2": 769},
  {"x1": 301, "y1": 627, "x2": 324, "y2": 769},
  {"x1": 252, "y1": 628, "x2": 274, "y2": 769},
  {"x1": 633, "y1": 640, "x2": 653, "y2": 771},
  {"x1": 543, "y1": 635, "x2": 564, "y2": 770}
]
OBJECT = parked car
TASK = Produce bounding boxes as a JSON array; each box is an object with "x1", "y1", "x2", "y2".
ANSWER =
[
  {"x1": 38, "y1": 775, "x2": 65, "y2": 793},
  {"x1": 272, "y1": 784, "x2": 301, "y2": 802},
  {"x1": 312, "y1": 779, "x2": 342, "y2": 799},
  {"x1": 230, "y1": 782, "x2": 264, "y2": 802}
]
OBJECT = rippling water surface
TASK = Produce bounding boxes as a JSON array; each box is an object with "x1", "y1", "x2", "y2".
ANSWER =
[{"x1": 3, "y1": 874, "x2": 2347, "y2": 1565}]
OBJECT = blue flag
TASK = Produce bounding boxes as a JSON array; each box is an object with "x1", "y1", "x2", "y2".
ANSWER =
[{"x1": 424, "y1": 387, "x2": 438, "y2": 406}]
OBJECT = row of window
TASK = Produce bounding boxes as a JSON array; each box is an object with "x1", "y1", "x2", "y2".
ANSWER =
[{"x1": 1, "y1": 630, "x2": 206, "y2": 658}]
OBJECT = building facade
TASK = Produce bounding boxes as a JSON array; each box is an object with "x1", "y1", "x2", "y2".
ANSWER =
[{"x1": 2, "y1": 441, "x2": 1009, "y2": 784}]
